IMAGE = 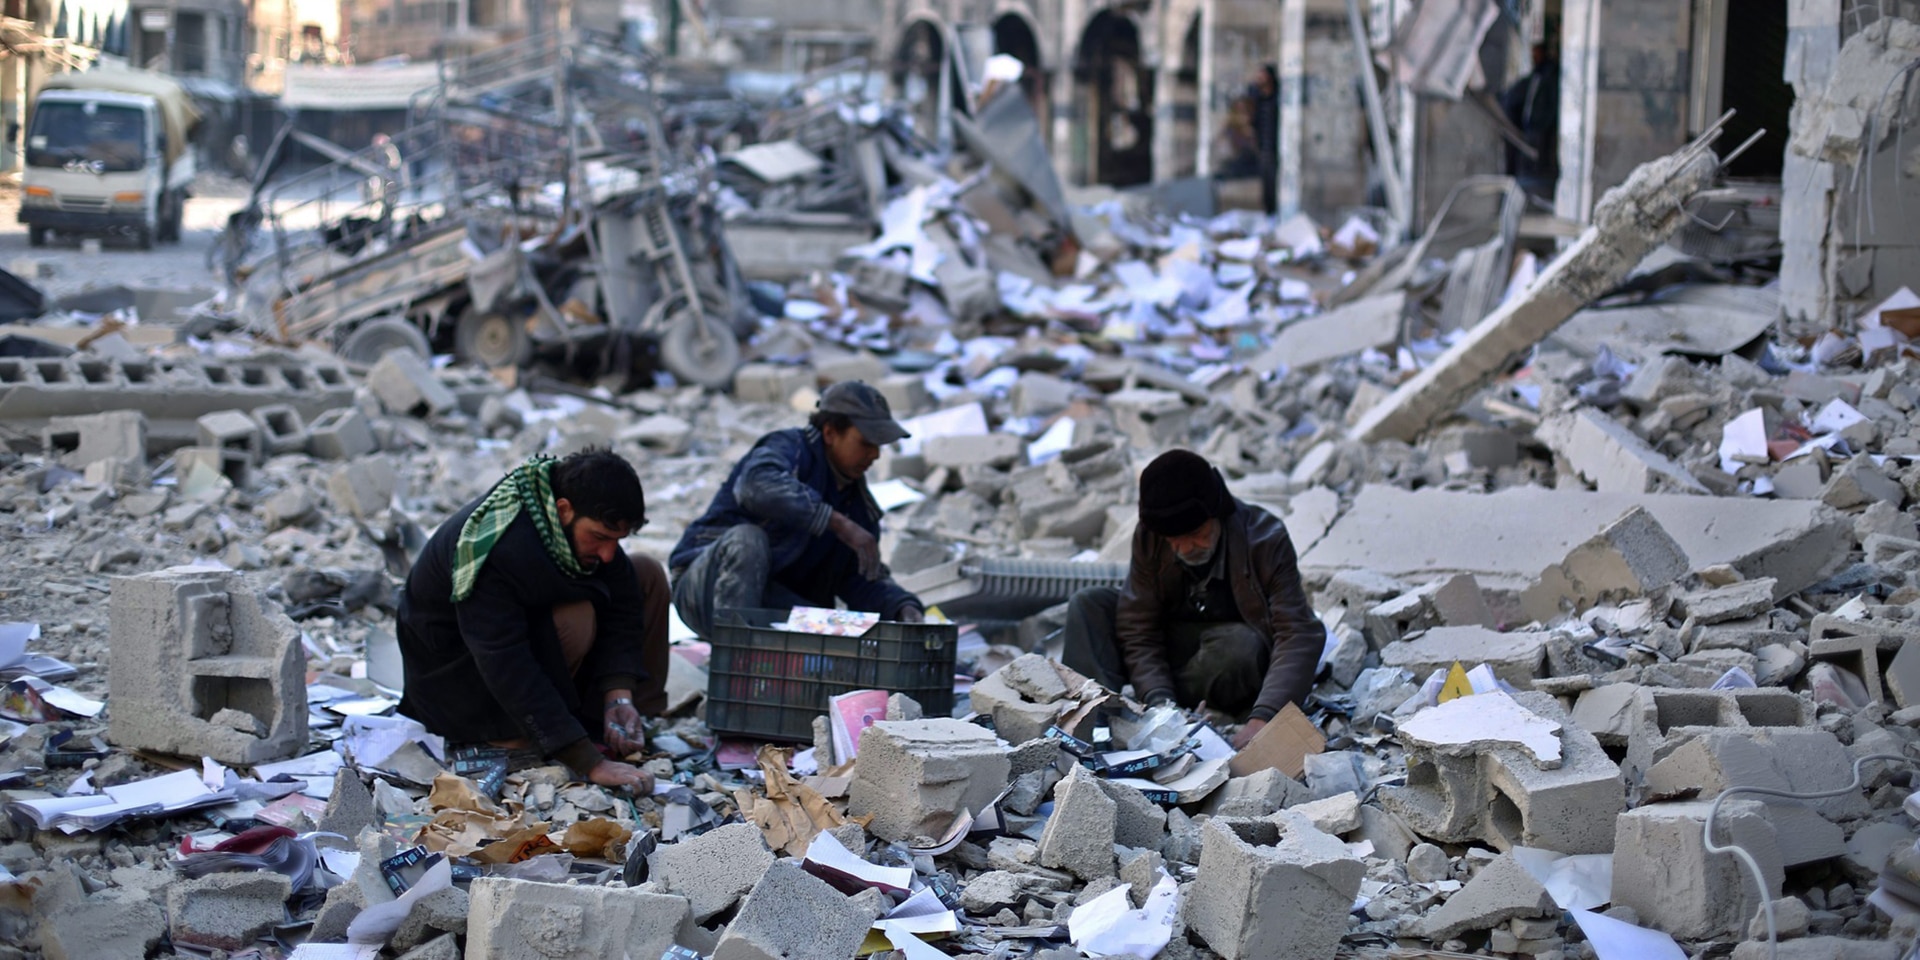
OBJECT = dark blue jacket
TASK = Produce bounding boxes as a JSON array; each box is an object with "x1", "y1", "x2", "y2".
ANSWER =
[{"x1": 671, "y1": 426, "x2": 916, "y2": 617}]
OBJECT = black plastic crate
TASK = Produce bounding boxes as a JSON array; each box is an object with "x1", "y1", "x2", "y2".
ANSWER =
[{"x1": 704, "y1": 607, "x2": 958, "y2": 742}]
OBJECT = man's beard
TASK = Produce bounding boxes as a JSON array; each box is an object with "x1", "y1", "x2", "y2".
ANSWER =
[
  {"x1": 563, "y1": 519, "x2": 600, "y2": 571},
  {"x1": 1174, "y1": 539, "x2": 1217, "y2": 568}
]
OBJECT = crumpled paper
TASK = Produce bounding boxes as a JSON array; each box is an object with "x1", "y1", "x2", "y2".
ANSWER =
[
  {"x1": 417, "y1": 772, "x2": 544, "y2": 859},
  {"x1": 560, "y1": 818, "x2": 633, "y2": 861},
  {"x1": 736, "y1": 744, "x2": 868, "y2": 856}
]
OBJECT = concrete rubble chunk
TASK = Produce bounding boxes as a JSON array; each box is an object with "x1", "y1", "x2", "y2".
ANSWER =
[
  {"x1": 1288, "y1": 791, "x2": 1362, "y2": 835},
  {"x1": 1038, "y1": 765, "x2": 1117, "y2": 880},
  {"x1": 648, "y1": 821, "x2": 776, "y2": 923},
  {"x1": 466, "y1": 876, "x2": 690, "y2": 960},
  {"x1": 38, "y1": 890, "x2": 164, "y2": 960},
  {"x1": 108, "y1": 566, "x2": 307, "y2": 765},
  {"x1": 1420, "y1": 854, "x2": 1554, "y2": 940},
  {"x1": 1407, "y1": 842, "x2": 1451, "y2": 883},
  {"x1": 1185, "y1": 816, "x2": 1364, "y2": 960},
  {"x1": 848, "y1": 718, "x2": 1010, "y2": 843},
  {"x1": 1613, "y1": 800, "x2": 1783, "y2": 939},
  {"x1": 328, "y1": 457, "x2": 397, "y2": 519},
  {"x1": 1789, "y1": 17, "x2": 1920, "y2": 166},
  {"x1": 1398, "y1": 692, "x2": 1564, "y2": 769},
  {"x1": 307, "y1": 406, "x2": 377, "y2": 460},
  {"x1": 1730, "y1": 939, "x2": 1904, "y2": 960},
  {"x1": 42, "y1": 410, "x2": 147, "y2": 471},
  {"x1": 1674, "y1": 578, "x2": 1779, "y2": 624},
  {"x1": 397, "y1": 934, "x2": 462, "y2": 960},
  {"x1": 1098, "y1": 778, "x2": 1169, "y2": 851},
  {"x1": 165, "y1": 871, "x2": 293, "y2": 951},
  {"x1": 1537, "y1": 407, "x2": 1705, "y2": 494},
  {"x1": 1249, "y1": 291, "x2": 1405, "y2": 374},
  {"x1": 1107, "y1": 388, "x2": 1191, "y2": 449},
  {"x1": 1203, "y1": 768, "x2": 1310, "y2": 818},
  {"x1": 1748, "y1": 896, "x2": 1811, "y2": 940},
  {"x1": 1521, "y1": 506, "x2": 1690, "y2": 622},
  {"x1": 1302, "y1": 485, "x2": 1852, "y2": 605},
  {"x1": 368, "y1": 349, "x2": 457, "y2": 417},
  {"x1": 712, "y1": 859, "x2": 881, "y2": 960},
  {"x1": 1349, "y1": 138, "x2": 1721, "y2": 442},
  {"x1": 1643, "y1": 727, "x2": 1867, "y2": 845},
  {"x1": 1622, "y1": 686, "x2": 1815, "y2": 783},
  {"x1": 390, "y1": 887, "x2": 469, "y2": 952},
  {"x1": 318, "y1": 770, "x2": 376, "y2": 839},
  {"x1": 1570, "y1": 683, "x2": 1642, "y2": 746},
  {"x1": 924, "y1": 433, "x2": 1024, "y2": 469},
  {"x1": 1381, "y1": 625, "x2": 1547, "y2": 688}
]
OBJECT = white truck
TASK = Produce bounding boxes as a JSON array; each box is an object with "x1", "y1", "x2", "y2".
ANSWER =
[{"x1": 18, "y1": 68, "x2": 201, "y2": 249}]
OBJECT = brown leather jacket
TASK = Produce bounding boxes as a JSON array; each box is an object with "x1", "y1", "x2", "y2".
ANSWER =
[{"x1": 1116, "y1": 499, "x2": 1323, "y2": 720}]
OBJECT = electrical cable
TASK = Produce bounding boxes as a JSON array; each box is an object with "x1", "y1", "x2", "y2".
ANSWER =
[{"x1": 1702, "y1": 750, "x2": 1917, "y2": 960}]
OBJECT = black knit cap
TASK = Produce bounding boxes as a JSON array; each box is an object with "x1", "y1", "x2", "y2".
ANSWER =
[{"x1": 1138, "y1": 449, "x2": 1234, "y2": 537}]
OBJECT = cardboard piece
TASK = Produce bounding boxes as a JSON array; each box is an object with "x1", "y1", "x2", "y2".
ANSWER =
[{"x1": 1226, "y1": 703, "x2": 1326, "y2": 779}]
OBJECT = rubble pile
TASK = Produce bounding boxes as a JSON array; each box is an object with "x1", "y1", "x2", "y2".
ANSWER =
[{"x1": 3, "y1": 31, "x2": 1920, "y2": 960}]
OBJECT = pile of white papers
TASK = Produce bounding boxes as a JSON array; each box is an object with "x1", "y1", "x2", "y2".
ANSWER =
[{"x1": 8, "y1": 769, "x2": 237, "y2": 834}]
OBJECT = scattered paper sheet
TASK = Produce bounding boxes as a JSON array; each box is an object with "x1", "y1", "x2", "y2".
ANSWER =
[
  {"x1": 289, "y1": 944, "x2": 381, "y2": 960},
  {"x1": 829, "y1": 689, "x2": 889, "y2": 762},
  {"x1": 347, "y1": 857, "x2": 451, "y2": 944},
  {"x1": 868, "y1": 479, "x2": 927, "y2": 513},
  {"x1": 782, "y1": 607, "x2": 881, "y2": 637},
  {"x1": 1570, "y1": 907, "x2": 1684, "y2": 960},
  {"x1": 1511, "y1": 846, "x2": 1613, "y2": 911},
  {"x1": 1719, "y1": 408, "x2": 1768, "y2": 475},
  {"x1": 802, "y1": 829, "x2": 913, "y2": 896},
  {"x1": 1070, "y1": 871, "x2": 1179, "y2": 958}
]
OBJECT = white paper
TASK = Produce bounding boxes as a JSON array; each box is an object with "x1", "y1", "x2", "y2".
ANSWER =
[
  {"x1": 35, "y1": 681, "x2": 104, "y2": 718},
  {"x1": 1511, "y1": 846, "x2": 1613, "y2": 911},
  {"x1": 348, "y1": 857, "x2": 451, "y2": 944},
  {"x1": 1809, "y1": 398, "x2": 1868, "y2": 435},
  {"x1": 1026, "y1": 416, "x2": 1077, "y2": 465},
  {"x1": 289, "y1": 944, "x2": 381, "y2": 960},
  {"x1": 883, "y1": 927, "x2": 951, "y2": 960},
  {"x1": 341, "y1": 714, "x2": 444, "y2": 768},
  {"x1": 1570, "y1": 907, "x2": 1684, "y2": 960},
  {"x1": 254, "y1": 751, "x2": 346, "y2": 780},
  {"x1": 1718, "y1": 408, "x2": 1769, "y2": 476},
  {"x1": 895, "y1": 402, "x2": 988, "y2": 457},
  {"x1": 0, "y1": 623, "x2": 35, "y2": 667},
  {"x1": 803, "y1": 829, "x2": 913, "y2": 895},
  {"x1": 327, "y1": 696, "x2": 398, "y2": 717},
  {"x1": 868, "y1": 479, "x2": 927, "y2": 513},
  {"x1": 875, "y1": 887, "x2": 961, "y2": 935},
  {"x1": 1070, "y1": 871, "x2": 1179, "y2": 958}
]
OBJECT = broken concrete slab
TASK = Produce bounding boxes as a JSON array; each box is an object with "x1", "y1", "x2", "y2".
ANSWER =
[
  {"x1": 1421, "y1": 854, "x2": 1555, "y2": 940},
  {"x1": 1622, "y1": 686, "x2": 1815, "y2": 784},
  {"x1": 1537, "y1": 407, "x2": 1705, "y2": 494},
  {"x1": 924, "y1": 433, "x2": 1025, "y2": 469},
  {"x1": 1288, "y1": 791, "x2": 1362, "y2": 835},
  {"x1": 1349, "y1": 138, "x2": 1722, "y2": 443},
  {"x1": 108, "y1": 566, "x2": 307, "y2": 765},
  {"x1": 649, "y1": 821, "x2": 775, "y2": 923},
  {"x1": 712, "y1": 859, "x2": 880, "y2": 960},
  {"x1": 1520, "y1": 505, "x2": 1690, "y2": 623},
  {"x1": 466, "y1": 876, "x2": 690, "y2": 960},
  {"x1": 1038, "y1": 765, "x2": 1117, "y2": 880},
  {"x1": 1642, "y1": 727, "x2": 1870, "y2": 824},
  {"x1": 1098, "y1": 778, "x2": 1169, "y2": 851},
  {"x1": 37, "y1": 889, "x2": 163, "y2": 960},
  {"x1": 1379, "y1": 626, "x2": 1547, "y2": 688},
  {"x1": 1249, "y1": 291, "x2": 1406, "y2": 374},
  {"x1": 1674, "y1": 578, "x2": 1779, "y2": 625},
  {"x1": 41, "y1": 410, "x2": 147, "y2": 472},
  {"x1": 848, "y1": 718, "x2": 1010, "y2": 844},
  {"x1": 1613, "y1": 799, "x2": 1783, "y2": 939},
  {"x1": 1570, "y1": 683, "x2": 1642, "y2": 746},
  {"x1": 368, "y1": 350, "x2": 457, "y2": 418},
  {"x1": 1398, "y1": 692, "x2": 1564, "y2": 768},
  {"x1": 1301, "y1": 485, "x2": 1852, "y2": 606},
  {"x1": 1185, "y1": 817, "x2": 1364, "y2": 960},
  {"x1": 308, "y1": 406, "x2": 377, "y2": 460},
  {"x1": 165, "y1": 871, "x2": 293, "y2": 952},
  {"x1": 328, "y1": 457, "x2": 397, "y2": 519},
  {"x1": 1202, "y1": 768, "x2": 1311, "y2": 818}
]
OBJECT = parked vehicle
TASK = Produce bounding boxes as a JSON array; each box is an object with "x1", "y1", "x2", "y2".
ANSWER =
[{"x1": 18, "y1": 68, "x2": 200, "y2": 249}]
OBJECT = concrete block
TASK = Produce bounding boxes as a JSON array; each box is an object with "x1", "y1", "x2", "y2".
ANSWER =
[
  {"x1": 733, "y1": 363, "x2": 813, "y2": 405},
  {"x1": 848, "y1": 719, "x2": 1010, "y2": 844},
  {"x1": 1380, "y1": 625, "x2": 1548, "y2": 688},
  {"x1": 1202, "y1": 768, "x2": 1310, "y2": 818},
  {"x1": 368, "y1": 350, "x2": 457, "y2": 418},
  {"x1": 165, "y1": 871, "x2": 293, "y2": 951},
  {"x1": 712, "y1": 860, "x2": 880, "y2": 960},
  {"x1": 876, "y1": 373, "x2": 930, "y2": 416},
  {"x1": 1673, "y1": 578, "x2": 1778, "y2": 625},
  {"x1": 1421, "y1": 854, "x2": 1555, "y2": 940},
  {"x1": 1537, "y1": 407, "x2": 1705, "y2": 493},
  {"x1": 42, "y1": 410, "x2": 146, "y2": 470},
  {"x1": 1643, "y1": 727, "x2": 1867, "y2": 843},
  {"x1": 1612, "y1": 800, "x2": 1782, "y2": 939},
  {"x1": 1184, "y1": 816, "x2": 1364, "y2": 960},
  {"x1": 108, "y1": 567, "x2": 307, "y2": 765},
  {"x1": 248, "y1": 404, "x2": 309, "y2": 456},
  {"x1": 1289, "y1": 791, "x2": 1362, "y2": 834},
  {"x1": 176, "y1": 444, "x2": 250, "y2": 489},
  {"x1": 1300, "y1": 485, "x2": 1852, "y2": 607},
  {"x1": 1622, "y1": 686, "x2": 1814, "y2": 784},
  {"x1": 1822, "y1": 459, "x2": 1905, "y2": 510},
  {"x1": 1107, "y1": 388, "x2": 1191, "y2": 449},
  {"x1": 397, "y1": 934, "x2": 462, "y2": 960},
  {"x1": 924, "y1": 432, "x2": 1025, "y2": 469},
  {"x1": 1520, "y1": 506, "x2": 1690, "y2": 622},
  {"x1": 1011, "y1": 371, "x2": 1077, "y2": 418},
  {"x1": 1382, "y1": 692, "x2": 1622, "y2": 854},
  {"x1": 1730, "y1": 938, "x2": 1903, "y2": 960},
  {"x1": 968, "y1": 671, "x2": 1061, "y2": 745},
  {"x1": 1248, "y1": 291, "x2": 1404, "y2": 374},
  {"x1": 1038, "y1": 765, "x2": 1117, "y2": 880},
  {"x1": 1099, "y1": 779, "x2": 1169, "y2": 850},
  {"x1": 814, "y1": 353, "x2": 889, "y2": 385},
  {"x1": 318, "y1": 771, "x2": 375, "y2": 840},
  {"x1": 196, "y1": 409, "x2": 263, "y2": 465},
  {"x1": 1807, "y1": 614, "x2": 1914, "y2": 705},
  {"x1": 649, "y1": 821, "x2": 775, "y2": 923},
  {"x1": 1888, "y1": 637, "x2": 1920, "y2": 710},
  {"x1": 307, "y1": 406, "x2": 377, "y2": 460},
  {"x1": 466, "y1": 877, "x2": 690, "y2": 960},
  {"x1": 1570, "y1": 683, "x2": 1642, "y2": 746},
  {"x1": 37, "y1": 890, "x2": 163, "y2": 960},
  {"x1": 390, "y1": 887, "x2": 468, "y2": 952},
  {"x1": 328, "y1": 458, "x2": 397, "y2": 519}
]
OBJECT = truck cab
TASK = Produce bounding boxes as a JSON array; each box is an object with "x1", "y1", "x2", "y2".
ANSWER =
[{"x1": 18, "y1": 73, "x2": 198, "y2": 250}]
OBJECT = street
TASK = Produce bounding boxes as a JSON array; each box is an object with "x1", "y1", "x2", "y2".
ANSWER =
[{"x1": 0, "y1": 174, "x2": 249, "y2": 301}]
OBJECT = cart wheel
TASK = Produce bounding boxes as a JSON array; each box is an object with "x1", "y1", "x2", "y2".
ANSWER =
[
  {"x1": 454, "y1": 309, "x2": 529, "y2": 369},
  {"x1": 658, "y1": 310, "x2": 740, "y2": 389},
  {"x1": 27, "y1": 226, "x2": 46, "y2": 248},
  {"x1": 338, "y1": 317, "x2": 431, "y2": 365}
]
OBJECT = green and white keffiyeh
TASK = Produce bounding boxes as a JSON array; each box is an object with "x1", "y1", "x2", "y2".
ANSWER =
[{"x1": 450, "y1": 455, "x2": 586, "y2": 601}]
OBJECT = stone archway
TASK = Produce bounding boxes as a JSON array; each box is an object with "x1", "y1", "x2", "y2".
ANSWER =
[
  {"x1": 1074, "y1": 10, "x2": 1152, "y2": 186},
  {"x1": 892, "y1": 17, "x2": 951, "y2": 141},
  {"x1": 991, "y1": 11, "x2": 1047, "y2": 130}
]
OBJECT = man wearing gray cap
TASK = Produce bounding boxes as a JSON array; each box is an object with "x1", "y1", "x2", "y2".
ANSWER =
[{"x1": 670, "y1": 381, "x2": 925, "y2": 637}]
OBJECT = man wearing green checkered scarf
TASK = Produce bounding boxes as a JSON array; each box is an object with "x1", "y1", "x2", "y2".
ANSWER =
[{"x1": 396, "y1": 448, "x2": 670, "y2": 792}]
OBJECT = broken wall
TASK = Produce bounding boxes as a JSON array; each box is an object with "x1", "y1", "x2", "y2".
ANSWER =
[
  {"x1": 1301, "y1": 10, "x2": 1371, "y2": 221},
  {"x1": 1557, "y1": 0, "x2": 1695, "y2": 222}
]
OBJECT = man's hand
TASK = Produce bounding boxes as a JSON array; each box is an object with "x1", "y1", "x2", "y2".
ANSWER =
[
  {"x1": 588, "y1": 758, "x2": 654, "y2": 792},
  {"x1": 1231, "y1": 717, "x2": 1268, "y2": 750},
  {"x1": 604, "y1": 699, "x2": 645, "y2": 756},
  {"x1": 897, "y1": 605, "x2": 924, "y2": 623},
  {"x1": 829, "y1": 512, "x2": 881, "y2": 580}
]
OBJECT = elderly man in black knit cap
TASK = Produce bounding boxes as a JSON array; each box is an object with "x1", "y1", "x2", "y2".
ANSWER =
[{"x1": 1061, "y1": 449, "x2": 1324, "y2": 748}]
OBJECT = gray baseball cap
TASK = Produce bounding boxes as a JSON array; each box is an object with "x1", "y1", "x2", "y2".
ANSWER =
[{"x1": 818, "y1": 380, "x2": 911, "y2": 445}]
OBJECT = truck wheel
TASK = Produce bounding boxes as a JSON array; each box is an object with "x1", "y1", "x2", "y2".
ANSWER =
[
  {"x1": 27, "y1": 227, "x2": 46, "y2": 248},
  {"x1": 160, "y1": 196, "x2": 183, "y2": 243},
  {"x1": 338, "y1": 317, "x2": 432, "y2": 365},
  {"x1": 659, "y1": 310, "x2": 740, "y2": 389},
  {"x1": 454, "y1": 308, "x2": 529, "y2": 369},
  {"x1": 133, "y1": 225, "x2": 154, "y2": 251}
]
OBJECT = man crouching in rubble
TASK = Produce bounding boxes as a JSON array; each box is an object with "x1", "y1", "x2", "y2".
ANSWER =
[
  {"x1": 670, "y1": 381, "x2": 925, "y2": 637},
  {"x1": 1063, "y1": 449, "x2": 1323, "y2": 750},
  {"x1": 397, "y1": 448, "x2": 668, "y2": 791}
]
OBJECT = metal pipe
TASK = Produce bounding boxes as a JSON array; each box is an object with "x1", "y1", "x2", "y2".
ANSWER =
[{"x1": 1344, "y1": 0, "x2": 1409, "y2": 230}]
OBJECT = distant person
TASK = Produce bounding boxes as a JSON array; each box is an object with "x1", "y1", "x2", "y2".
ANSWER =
[
  {"x1": 670, "y1": 381, "x2": 924, "y2": 637},
  {"x1": 1061, "y1": 450, "x2": 1324, "y2": 749},
  {"x1": 1215, "y1": 96, "x2": 1260, "y2": 179},
  {"x1": 397, "y1": 448, "x2": 670, "y2": 791},
  {"x1": 1502, "y1": 42, "x2": 1560, "y2": 203},
  {"x1": 1250, "y1": 66, "x2": 1280, "y2": 214}
]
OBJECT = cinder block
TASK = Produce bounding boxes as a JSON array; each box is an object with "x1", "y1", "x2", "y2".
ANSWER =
[
  {"x1": 1184, "y1": 816, "x2": 1364, "y2": 960},
  {"x1": 42, "y1": 410, "x2": 147, "y2": 470},
  {"x1": 166, "y1": 871, "x2": 293, "y2": 951},
  {"x1": 1099, "y1": 779, "x2": 1169, "y2": 851},
  {"x1": 648, "y1": 821, "x2": 774, "y2": 923},
  {"x1": 1381, "y1": 692, "x2": 1622, "y2": 854},
  {"x1": 466, "y1": 876, "x2": 690, "y2": 960},
  {"x1": 108, "y1": 567, "x2": 307, "y2": 764},
  {"x1": 924, "y1": 433, "x2": 1025, "y2": 469},
  {"x1": 328, "y1": 458, "x2": 396, "y2": 518},
  {"x1": 1038, "y1": 765, "x2": 1117, "y2": 879},
  {"x1": 249, "y1": 404, "x2": 309, "y2": 456},
  {"x1": 877, "y1": 373, "x2": 930, "y2": 416},
  {"x1": 1107, "y1": 388, "x2": 1191, "y2": 449},
  {"x1": 848, "y1": 718, "x2": 1011, "y2": 843},
  {"x1": 1807, "y1": 614, "x2": 1917, "y2": 706},
  {"x1": 38, "y1": 890, "x2": 163, "y2": 960},
  {"x1": 733, "y1": 363, "x2": 813, "y2": 405},
  {"x1": 1379, "y1": 626, "x2": 1548, "y2": 688},
  {"x1": 1622, "y1": 686, "x2": 1815, "y2": 784},
  {"x1": 308, "y1": 406, "x2": 377, "y2": 460},
  {"x1": 368, "y1": 350, "x2": 457, "y2": 418},
  {"x1": 712, "y1": 859, "x2": 879, "y2": 960},
  {"x1": 1642, "y1": 727, "x2": 1866, "y2": 855},
  {"x1": 176, "y1": 445, "x2": 250, "y2": 488},
  {"x1": 967, "y1": 670, "x2": 1063, "y2": 746},
  {"x1": 1520, "y1": 505, "x2": 1690, "y2": 622},
  {"x1": 1613, "y1": 800, "x2": 1782, "y2": 939},
  {"x1": 196, "y1": 409, "x2": 263, "y2": 464}
]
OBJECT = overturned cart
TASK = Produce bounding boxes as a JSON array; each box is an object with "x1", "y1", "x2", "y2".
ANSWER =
[{"x1": 220, "y1": 33, "x2": 749, "y2": 388}]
